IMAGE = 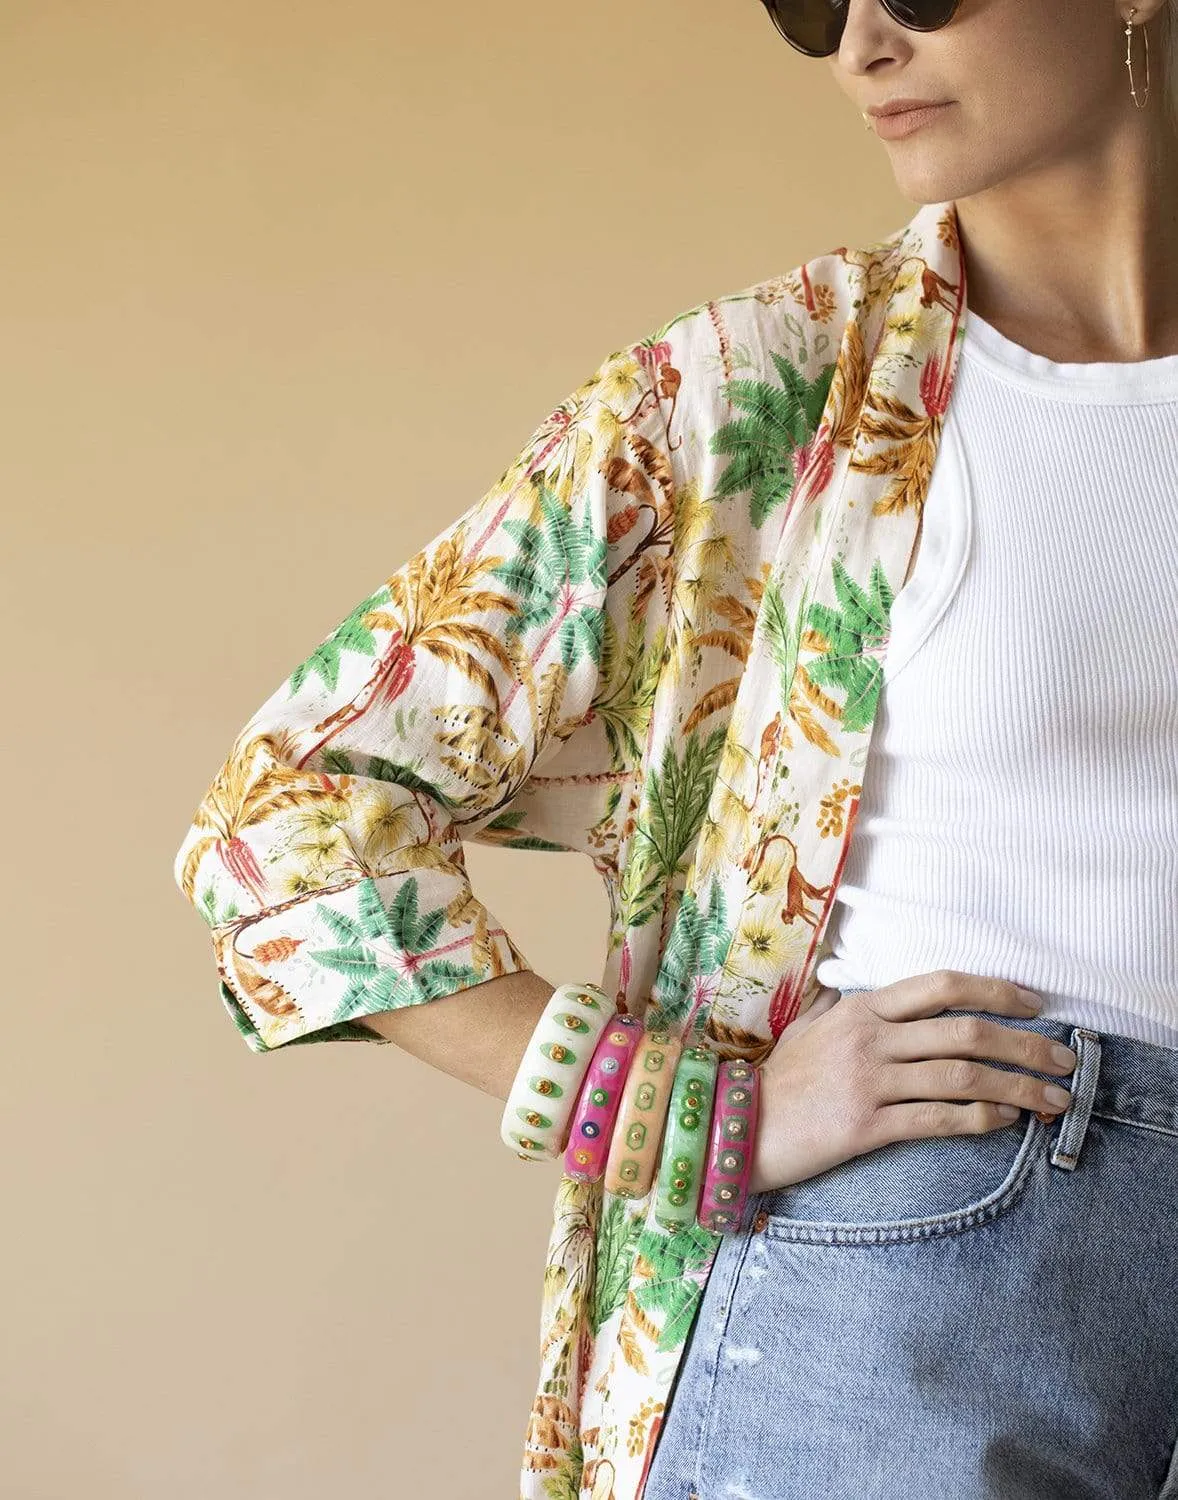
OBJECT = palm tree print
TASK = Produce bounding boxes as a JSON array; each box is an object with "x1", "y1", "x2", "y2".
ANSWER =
[
  {"x1": 646, "y1": 882, "x2": 735, "y2": 1036},
  {"x1": 617, "y1": 726, "x2": 728, "y2": 950},
  {"x1": 711, "y1": 352, "x2": 837, "y2": 528},
  {"x1": 802, "y1": 554, "x2": 895, "y2": 734},
  {"x1": 681, "y1": 578, "x2": 762, "y2": 737},
  {"x1": 307, "y1": 875, "x2": 481, "y2": 1025},
  {"x1": 493, "y1": 482, "x2": 608, "y2": 717},
  {"x1": 299, "y1": 531, "x2": 522, "y2": 769},
  {"x1": 629, "y1": 1219, "x2": 721, "y2": 1352},
  {"x1": 591, "y1": 603, "x2": 666, "y2": 768}
]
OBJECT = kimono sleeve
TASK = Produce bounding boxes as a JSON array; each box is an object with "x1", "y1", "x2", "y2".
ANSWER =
[{"x1": 171, "y1": 337, "x2": 674, "y2": 1053}]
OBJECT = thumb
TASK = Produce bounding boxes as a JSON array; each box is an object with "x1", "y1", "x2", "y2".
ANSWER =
[{"x1": 781, "y1": 984, "x2": 842, "y2": 1038}]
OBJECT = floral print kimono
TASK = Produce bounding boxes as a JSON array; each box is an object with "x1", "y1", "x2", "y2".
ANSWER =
[{"x1": 172, "y1": 195, "x2": 969, "y2": 1500}]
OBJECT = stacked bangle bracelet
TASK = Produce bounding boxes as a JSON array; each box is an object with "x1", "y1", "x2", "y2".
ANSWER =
[
  {"x1": 653, "y1": 1044, "x2": 719, "y2": 1232},
  {"x1": 649, "y1": 1046, "x2": 762, "y2": 1233},
  {"x1": 499, "y1": 982, "x2": 614, "y2": 1162},
  {"x1": 563, "y1": 1013, "x2": 644, "y2": 1181},
  {"x1": 697, "y1": 1058, "x2": 761, "y2": 1232},
  {"x1": 602, "y1": 1029, "x2": 683, "y2": 1199},
  {"x1": 501, "y1": 983, "x2": 764, "y2": 1235}
]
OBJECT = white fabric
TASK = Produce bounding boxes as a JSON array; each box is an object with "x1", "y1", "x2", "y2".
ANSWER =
[{"x1": 815, "y1": 310, "x2": 1178, "y2": 1049}]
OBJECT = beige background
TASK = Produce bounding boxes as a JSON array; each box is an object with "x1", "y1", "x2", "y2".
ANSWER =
[{"x1": 4, "y1": 3, "x2": 910, "y2": 1494}]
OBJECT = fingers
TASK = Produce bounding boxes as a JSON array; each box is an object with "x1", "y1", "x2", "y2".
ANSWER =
[
  {"x1": 885, "y1": 1011, "x2": 1077, "y2": 1078},
  {"x1": 870, "y1": 1098, "x2": 1032, "y2": 1146},
  {"x1": 873, "y1": 1056, "x2": 1074, "y2": 1117},
  {"x1": 858, "y1": 969, "x2": 1042, "y2": 1024}
]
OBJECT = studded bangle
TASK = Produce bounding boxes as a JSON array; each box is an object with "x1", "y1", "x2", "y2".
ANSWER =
[
  {"x1": 563, "y1": 1013, "x2": 645, "y2": 1181},
  {"x1": 499, "y1": 982, "x2": 614, "y2": 1162},
  {"x1": 697, "y1": 1058, "x2": 761, "y2": 1233},
  {"x1": 652, "y1": 1043, "x2": 719, "y2": 1232},
  {"x1": 602, "y1": 1028, "x2": 683, "y2": 1199}
]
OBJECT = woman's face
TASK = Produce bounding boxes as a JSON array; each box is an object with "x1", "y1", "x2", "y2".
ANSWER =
[{"x1": 825, "y1": 0, "x2": 1162, "y2": 203}]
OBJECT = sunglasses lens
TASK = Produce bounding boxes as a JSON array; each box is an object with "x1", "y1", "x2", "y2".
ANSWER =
[
  {"x1": 881, "y1": 0, "x2": 958, "y2": 25},
  {"x1": 764, "y1": 0, "x2": 848, "y2": 55},
  {"x1": 764, "y1": 0, "x2": 957, "y2": 54}
]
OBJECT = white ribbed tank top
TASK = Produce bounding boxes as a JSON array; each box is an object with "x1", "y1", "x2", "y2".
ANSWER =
[{"x1": 814, "y1": 309, "x2": 1178, "y2": 1049}]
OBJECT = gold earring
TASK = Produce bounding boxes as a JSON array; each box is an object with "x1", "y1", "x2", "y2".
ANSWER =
[
  {"x1": 1125, "y1": 7, "x2": 1151, "y2": 108},
  {"x1": 862, "y1": 111, "x2": 873, "y2": 129}
]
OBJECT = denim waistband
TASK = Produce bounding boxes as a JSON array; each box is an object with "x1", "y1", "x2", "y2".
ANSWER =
[{"x1": 834, "y1": 986, "x2": 1178, "y2": 1137}]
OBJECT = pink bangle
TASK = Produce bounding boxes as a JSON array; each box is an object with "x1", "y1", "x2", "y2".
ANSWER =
[
  {"x1": 697, "y1": 1059, "x2": 761, "y2": 1233},
  {"x1": 563, "y1": 1013, "x2": 643, "y2": 1182}
]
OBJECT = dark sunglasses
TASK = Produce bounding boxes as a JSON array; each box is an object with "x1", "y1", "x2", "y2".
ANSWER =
[{"x1": 759, "y1": 0, "x2": 963, "y2": 57}]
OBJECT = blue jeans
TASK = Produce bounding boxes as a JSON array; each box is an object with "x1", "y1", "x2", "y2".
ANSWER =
[{"x1": 641, "y1": 996, "x2": 1178, "y2": 1499}]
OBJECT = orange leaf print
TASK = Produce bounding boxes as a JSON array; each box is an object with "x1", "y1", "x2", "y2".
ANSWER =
[
  {"x1": 251, "y1": 936, "x2": 305, "y2": 964},
  {"x1": 617, "y1": 1316, "x2": 650, "y2": 1378},
  {"x1": 214, "y1": 929, "x2": 300, "y2": 1022},
  {"x1": 626, "y1": 431, "x2": 674, "y2": 504},
  {"x1": 602, "y1": 456, "x2": 657, "y2": 511},
  {"x1": 521, "y1": 1393, "x2": 578, "y2": 1474},
  {"x1": 607, "y1": 505, "x2": 640, "y2": 544},
  {"x1": 826, "y1": 317, "x2": 869, "y2": 452},
  {"x1": 623, "y1": 1288, "x2": 661, "y2": 1348}
]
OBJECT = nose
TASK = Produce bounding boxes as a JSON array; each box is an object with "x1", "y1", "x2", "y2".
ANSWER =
[{"x1": 834, "y1": 0, "x2": 913, "y2": 73}]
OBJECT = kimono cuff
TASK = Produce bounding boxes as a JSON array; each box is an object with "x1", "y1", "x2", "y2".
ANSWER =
[{"x1": 208, "y1": 865, "x2": 534, "y2": 1054}]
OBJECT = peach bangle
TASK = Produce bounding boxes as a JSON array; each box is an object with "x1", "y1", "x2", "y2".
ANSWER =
[
  {"x1": 563, "y1": 1013, "x2": 644, "y2": 1182},
  {"x1": 602, "y1": 1029, "x2": 683, "y2": 1199}
]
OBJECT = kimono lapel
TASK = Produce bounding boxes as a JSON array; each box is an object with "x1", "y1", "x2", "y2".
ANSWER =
[
  {"x1": 531, "y1": 200, "x2": 971, "y2": 1500},
  {"x1": 649, "y1": 197, "x2": 969, "y2": 1053}
]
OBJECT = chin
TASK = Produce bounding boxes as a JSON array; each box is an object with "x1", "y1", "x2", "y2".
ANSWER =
[{"x1": 887, "y1": 156, "x2": 1003, "y2": 207}]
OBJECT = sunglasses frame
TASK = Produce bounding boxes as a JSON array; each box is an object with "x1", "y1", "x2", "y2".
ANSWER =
[{"x1": 759, "y1": 0, "x2": 964, "y2": 57}]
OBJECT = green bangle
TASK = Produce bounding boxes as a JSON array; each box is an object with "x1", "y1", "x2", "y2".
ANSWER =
[{"x1": 652, "y1": 1044, "x2": 719, "y2": 1232}]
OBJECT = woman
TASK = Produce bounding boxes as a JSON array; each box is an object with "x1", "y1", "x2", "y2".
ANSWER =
[
  {"x1": 643, "y1": 2, "x2": 1178, "y2": 1497},
  {"x1": 172, "y1": 1, "x2": 1178, "y2": 1496}
]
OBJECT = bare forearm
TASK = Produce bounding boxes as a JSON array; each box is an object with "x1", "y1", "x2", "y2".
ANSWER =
[{"x1": 356, "y1": 970, "x2": 558, "y2": 1105}]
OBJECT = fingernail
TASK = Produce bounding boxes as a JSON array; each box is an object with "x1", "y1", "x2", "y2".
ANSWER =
[{"x1": 1017, "y1": 988, "x2": 1043, "y2": 1009}]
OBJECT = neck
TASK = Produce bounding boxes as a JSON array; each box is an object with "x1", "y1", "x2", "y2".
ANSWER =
[{"x1": 953, "y1": 103, "x2": 1178, "y2": 362}]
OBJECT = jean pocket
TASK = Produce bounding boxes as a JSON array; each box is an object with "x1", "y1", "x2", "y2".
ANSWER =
[{"x1": 755, "y1": 1109, "x2": 1047, "y2": 1244}]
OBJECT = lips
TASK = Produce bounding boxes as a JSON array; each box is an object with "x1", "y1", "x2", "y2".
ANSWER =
[
  {"x1": 867, "y1": 98, "x2": 949, "y2": 117},
  {"x1": 870, "y1": 99, "x2": 948, "y2": 138}
]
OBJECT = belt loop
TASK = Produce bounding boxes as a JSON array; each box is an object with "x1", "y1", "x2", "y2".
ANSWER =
[{"x1": 1049, "y1": 1027, "x2": 1102, "y2": 1172}]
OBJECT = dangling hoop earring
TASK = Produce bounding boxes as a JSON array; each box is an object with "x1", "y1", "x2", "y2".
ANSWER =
[{"x1": 1124, "y1": 7, "x2": 1151, "y2": 108}]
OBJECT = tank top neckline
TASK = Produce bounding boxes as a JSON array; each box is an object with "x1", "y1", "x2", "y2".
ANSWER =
[{"x1": 963, "y1": 307, "x2": 1178, "y2": 404}]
